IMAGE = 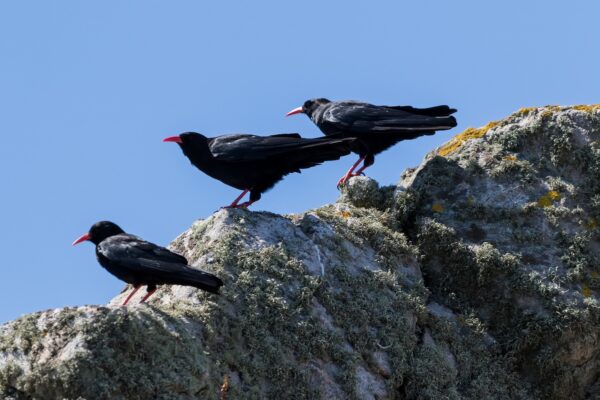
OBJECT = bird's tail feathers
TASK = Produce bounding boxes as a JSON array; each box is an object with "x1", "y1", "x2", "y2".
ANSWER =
[
  {"x1": 173, "y1": 267, "x2": 223, "y2": 294},
  {"x1": 389, "y1": 105, "x2": 457, "y2": 117},
  {"x1": 372, "y1": 114, "x2": 457, "y2": 132}
]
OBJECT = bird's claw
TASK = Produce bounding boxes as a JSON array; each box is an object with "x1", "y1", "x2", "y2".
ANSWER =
[
  {"x1": 336, "y1": 173, "x2": 364, "y2": 189},
  {"x1": 336, "y1": 177, "x2": 349, "y2": 189},
  {"x1": 221, "y1": 202, "x2": 251, "y2": 210}
]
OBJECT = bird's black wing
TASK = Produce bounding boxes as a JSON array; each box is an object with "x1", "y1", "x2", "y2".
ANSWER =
[
  {"x1": 207, "y1": 133, "x2": 353, "y2": 166},
  {"x1": 268, "y1": 133, "x2": 302, "y2": 139},
  {"x1": 208, "y1": 134, "x2": 297, "y2": 160},
  {"x1": 321, "y1": 102, "x2": 457, "y2": 135},
  {"x1": 386, "y1": 105, "x2": 457, "y2": 117},
  {"x1": 98, "y1": 234, "x2": 223, "y2": 293},
  {"x1": 208, "y1": 133, "x2": 300, "y2": 153}
]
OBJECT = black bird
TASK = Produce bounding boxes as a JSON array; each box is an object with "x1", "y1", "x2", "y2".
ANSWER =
[
  {"x1": 72, "y1": 221, "x2": 223, "y2": 305},
  {"x1": 286, "y1": 98, "x2": 457, "y2": 186},
  {"x1": 163, "y1": 132, "x2": 355, "y2": 208}
]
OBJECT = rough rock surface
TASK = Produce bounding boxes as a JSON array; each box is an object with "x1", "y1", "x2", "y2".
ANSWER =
[{"x1": 1, "y1": 106, "x2": 599, "y2": 399}]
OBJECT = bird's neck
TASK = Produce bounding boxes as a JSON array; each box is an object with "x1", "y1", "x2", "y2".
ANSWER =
[
  {"x1": 309, "y1": 105, "x2": 328, "y2": 125},
  {"x1": 181, "y1": 140, "x2": 213, "y2": 168}
]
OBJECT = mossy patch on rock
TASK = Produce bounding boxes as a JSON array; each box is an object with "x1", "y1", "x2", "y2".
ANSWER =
[{"x1": 0, "y1": 307, "x2": 208, "y2": 400}]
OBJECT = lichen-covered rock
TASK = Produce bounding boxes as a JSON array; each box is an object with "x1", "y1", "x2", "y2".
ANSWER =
[
  {"x1": 401, "y1": 105, "x2": 600, "y2": 399},
  {"x1": 337, "y1": 175, "x2": 394, "y2": 210},
  {"x1": 0, "y1": 307, "x2": 209, "y2": 400},
  {"x1": 1, "y1": 105, "x2": 599, "y2": 399}
]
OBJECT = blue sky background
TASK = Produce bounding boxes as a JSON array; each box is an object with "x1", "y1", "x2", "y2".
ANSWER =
[{"x1": 1, "y1": 1, "x2": 598, "y2": 323}]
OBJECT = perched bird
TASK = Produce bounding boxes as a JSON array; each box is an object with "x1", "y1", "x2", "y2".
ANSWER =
[
  {"x1": 163, "y1": 132, "x2": 355, "y2": 208},
  {"x1": 72, "y1": 221, "x2": 223, "y2": 305},
  {"x1": 286, "y1": 98, "x2": 457, "y2": 186}
]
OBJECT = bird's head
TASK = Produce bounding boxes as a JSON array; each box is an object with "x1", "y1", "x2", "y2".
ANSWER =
[
  {"x1": 286, "y1": 98, "x2": 331, "y2": 118},
  {"x1": 163, "y1": 132, "x2": 207, "y2": 149},
  {"x1": 163, "y1": 132, "x2": 210, "y2": 162},
  {"x1": 72, "y1": 221, "x2": 125, "y2": 246}
]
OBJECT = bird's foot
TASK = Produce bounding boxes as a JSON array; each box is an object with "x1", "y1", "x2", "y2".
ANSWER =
[
  {"x1": 219, "y1": 189, "x2": 251, "y2": 210},
  {"x1": 336, "y1": 176, "x2": 348, "y2": 188},
  {"x1": 221, "y1": 202, "x2": 253, "y2": 210},
  {"x1": 140, "y1": 287, "x2": 157, "y2": 304},
  {"x1": 336, "y1": 173, "x2": 364, "y2": 188}
]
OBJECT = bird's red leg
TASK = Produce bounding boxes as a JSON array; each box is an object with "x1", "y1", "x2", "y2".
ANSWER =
[
  {"x1": 140, "y1": 286, "x2": 157, "y2": 304},
  {"x1": 224, "y1": 189, "x2": 250, "y2": 208},
  {"x1": 337, "y1": 157, "x2": 365, "y2": 187},
  {"x1": 354, "y1": 163, "x2": 369, "y2": 176},
  {"x1": 122, "y1": 285, "x2": 141, "y2": 306},
  {"x1": 236, "y1": 199, "x2": 256, "y2": 208}
]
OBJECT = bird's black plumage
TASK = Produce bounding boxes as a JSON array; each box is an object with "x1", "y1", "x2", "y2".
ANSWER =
[
  {"x1": 75, "y1": 221, "x2": 223, "y2": 304},
  {"x1": 166, "y1": 132, "x2": 355, "y2": 207},
  {"x1": 289, "y1": 98, "x2": 457, "y2": 184}
]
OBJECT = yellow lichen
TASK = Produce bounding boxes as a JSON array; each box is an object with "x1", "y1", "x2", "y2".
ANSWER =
[
  {"x1": 584, "y1": 218, "x2": 598, "y2": 230},
  {"x1": 220, "y1": 375, "x2": 230, "y2": 400},
  {"x1": 515, "y1": 107, "x2": 536, "y2": 116},
  {"x1": 537, "y1": 191, "x2": 561, "y2": 208},
  {"x1": 340, "y1": 210, "x2": 351, "y2": 219},
  {"x1": 541, "y1": 110, "x2": 554, "y2": 119},
  {"x1": 549, "y1": 191, "x2": 560, "y2": 201},
  {"x1": 438, "y1": 121, "x2": 499, "y2": 157},
  {"x1": 503, "y1": 155, "x2": 518, "y2": 162},
  {"x1": 572, "y1": 104, "x2": 600, "y2": 113},
  {"x1": 582, "y1": 284, "x2": 592, "y2": 298},
  {"x1": 436, "y1": 140, "x2": 462, "y2": 157},
  {"x1": 431, "y1": 203, "x2": 444, "y2": 213},
  {"x1": 514, "y1": 105, "x2": 587, "y2": 119}
]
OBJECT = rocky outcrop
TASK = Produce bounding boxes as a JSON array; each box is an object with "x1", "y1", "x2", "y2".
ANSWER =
[{"x1": 1, "y1": 106, "x2": 599, "y2": 399}]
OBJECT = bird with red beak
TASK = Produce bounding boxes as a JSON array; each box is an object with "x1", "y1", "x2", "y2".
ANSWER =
[
  {"x1": 73, "y1": 221, "x2": 223, "y2": 306},
  {"x1": 162, "y1": 131, "x2": 355, "y2": 208},
  {"x1": 286, "y1": 98, "x2": 457, "y2": 186}
]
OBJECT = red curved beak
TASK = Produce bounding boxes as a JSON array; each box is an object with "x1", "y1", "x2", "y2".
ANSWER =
[
  {"x1": 285, "y1": 106, "x2": 304, "y2": 117},
  {"x1": 72, "y1": 233, "x2": 91, "y2": 246},
  {"x1": 163, "y1": 135, "x2": 183, "y2": 143}
]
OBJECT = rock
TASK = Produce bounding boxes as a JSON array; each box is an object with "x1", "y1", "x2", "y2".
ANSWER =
[
  {"x1": 403, "y1": 105, "x2": 600, "y2": 399},
  {"x1": 1, "y1": 105, "x2": 599, "y2": 399},
  {"x1": 338, "y1": 175, "x2": 393, "y2": 210}
]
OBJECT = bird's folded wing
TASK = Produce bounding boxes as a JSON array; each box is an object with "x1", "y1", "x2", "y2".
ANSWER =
[
  {"x1": 208, "y1": 134, "x2": 352, "y2": 163},
  {"x1": 98, "y1": 235, "x2": 223, "y2": 292},
  {"x1": 97, "y1": 235, "x2": 190, "y2": 275},
  {"x1": 324, "y1": 103, "x2": 457, "y2": 133}
]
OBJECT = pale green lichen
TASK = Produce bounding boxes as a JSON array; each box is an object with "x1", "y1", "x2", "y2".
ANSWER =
[
  {"x1": 1, "y1": 307, "x2": 208, "y2": 400},
  {"x1": 490, "y1": 158, "x2": 536, "y2": 184},
  {"x1": 338, "y1": 176, "x2": 393, "y2": 210},
  {"x1": 415, "y1": 218, "x2": 600, "y2": 399},
  {"x1": 410, "y1": 312, "x2": 532, "y2": 400},
  {"x1": 391, "y1": 188, "x2": 421, "y2": 231},
  {"x1": 407, "y1": 105, "x2": 600, "y2": 399},
  {"x1": 143, "y1": 208, "x2": 426, "y2": 399}
]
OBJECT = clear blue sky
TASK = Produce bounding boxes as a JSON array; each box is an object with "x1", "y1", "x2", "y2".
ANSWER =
[{"x1": 1, "y1": 1, "x2": 598, "y2": 323}]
